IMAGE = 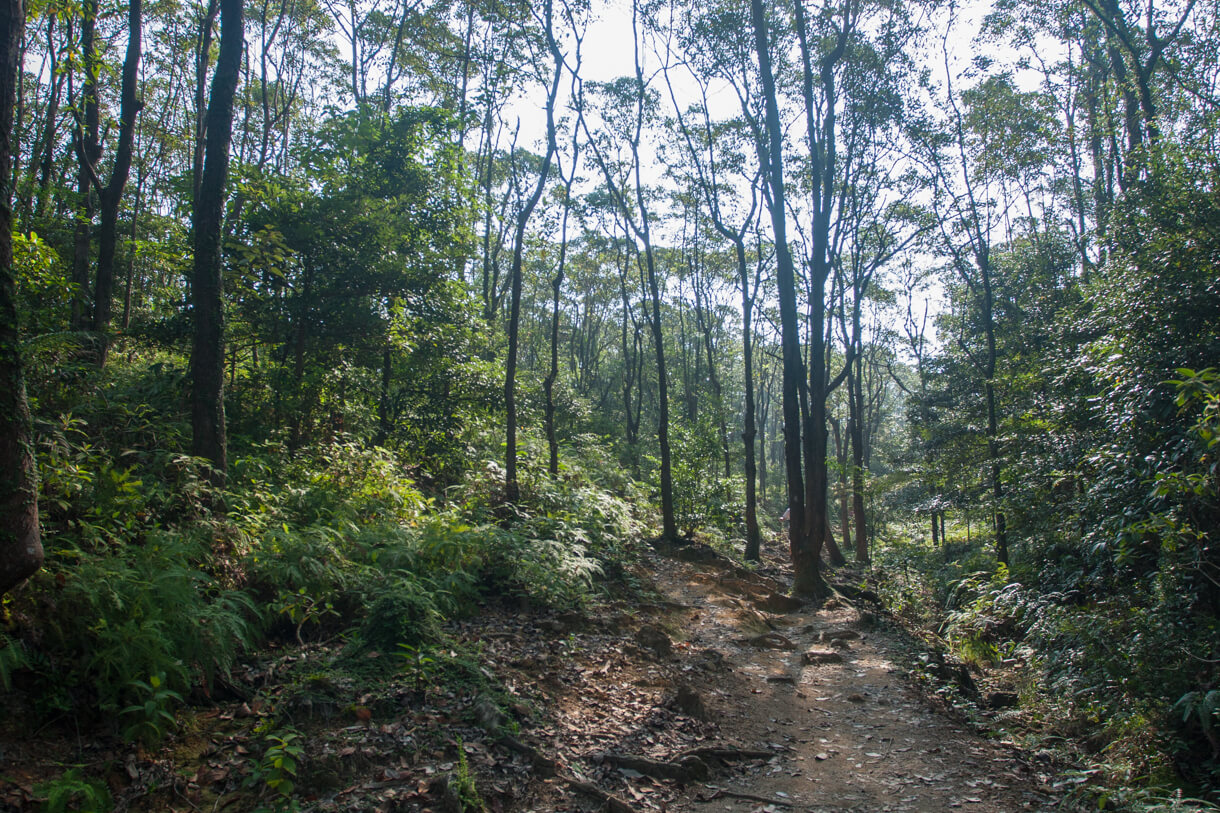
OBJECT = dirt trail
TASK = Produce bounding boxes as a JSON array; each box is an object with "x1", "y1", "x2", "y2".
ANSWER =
[
  {"x1": 635, "y1": 548, "x2": 1060, "y2": 813},
  {"x1": 0, "y1": 543, "x2": 1067, "y2": 812}
]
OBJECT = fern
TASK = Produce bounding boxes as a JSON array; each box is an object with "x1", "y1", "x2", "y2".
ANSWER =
[{"x1": 0, "y1": 633, "x2": 29, "y2": 691}]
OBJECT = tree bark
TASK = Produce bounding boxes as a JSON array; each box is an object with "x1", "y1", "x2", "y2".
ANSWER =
[
  {"x1": 70, "y1": 0, "x2": 100, "y2": 333},
  {"x1": 504, "y1": 0, "x2": 561, "y2": 502},
  {"x1": 791, "y1": 0, "x2": 852, "y2": 595},
  {"x1": 850, "y1": 324, "x2": 868, "y2": 563},
  {"x1": 751, "y1": 0, "x2": 815, "y2": 592},
  {"x1": 545, "y1": 159, "x2": 575, "y2": 477},
  {"x1": 737, "y1": 239, "x2": 762, "y2": 560},
  {"x1": 92, "y1": 0, "x2": 142, "y2": 362},
  {"x1": 190, "y1": 0, "x2": 242, "y2": 485},
  {"x1": 0, "y1": 0, "x2": 42, "y2": 595}
]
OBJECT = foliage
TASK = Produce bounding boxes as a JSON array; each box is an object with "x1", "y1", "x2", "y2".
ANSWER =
[
  {"x1": 119, "y1": 672, "x2": 183, "y2": 747},
  {"x1": 32, "y1": 768, "x2": 113, "y2": 813},
  {"x1": 254, "y1": 729, "x2": 305, "y2": 800},
  {"x1": 450, "y1": 737, "x2": 485, "y2": 812}
]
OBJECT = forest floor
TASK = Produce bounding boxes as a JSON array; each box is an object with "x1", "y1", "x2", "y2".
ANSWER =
[{"x1": 0, "y1": 540, "x2": 1070, "y2": 812}]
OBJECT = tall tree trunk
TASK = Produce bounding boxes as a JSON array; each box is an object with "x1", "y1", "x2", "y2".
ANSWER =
[
  {"x1": 190, "y1": 0, "x2": 242, "y2": 485},
  {"x1": 751, "y1": 0, "x2": 812, "y2": 590},
  {"x1": 376, "y1": 341, "x2": 392, "y2": 446},
  {"x1": 642, "y1": 233, "x2": 677, "y2": 540},
  {"x1": 977, "y1": 244, "x2": 1007, "y2": 565},
  {"x1": 26, "y1": 14, "x2": 63, "y2": 225},
  {"x1": 830, "y1": 415, "x2": 849, "y2": 567},
  {"x1": 693, "y1": 262, "x2": 729, "y2": 478},
  {"x1": 122, "y1": 168, "x2": 144, "y2": 329},
  {"x1": 737, "y1": 239, "x2": 762, "y2": 560},
  {"x1": 505, "y1": 0, "x2": 560, "y2": 502},
  {"x1": 545, "y1": 163, "x2": 574, "y2": 477},
  {"x1": 193, "y1": 0, "x2": 219, "y2": 207},
  {"x1": 0, "y1": 0, "x2": 41, "y2": 595},
  {"x1": 70, "y1": 0, "x2": 100, "y2": 333},
  {"x1": 850, "y1": 320, "x2": 868, "y2": 563},
  {"x1": 92, "y1": 0, "x2": 142, "y2": 362},
  {"x1": 793, "y1": 0, "x2": 853, "y2": 596}
]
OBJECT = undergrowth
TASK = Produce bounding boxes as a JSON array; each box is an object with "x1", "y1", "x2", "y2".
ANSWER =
[
  {"x1": 873, "y1": 529, "x2": 1220, "y2": 812},
  {"x1": 0, "y1": 353, "x2": 647, "y2": 750}
]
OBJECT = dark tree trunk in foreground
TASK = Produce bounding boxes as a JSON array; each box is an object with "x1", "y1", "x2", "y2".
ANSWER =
[
  {"x1": 92, "y1": 0, "x2": 142, "y2": 362},
  {"x1": 0, "y1": 0, "x2": 42, "y2": 595},
  {"x1": 751, "y1": 0, "x2": 812, "y2": 590},
  {"x1": 190, "y1": 0, "x2": 242, "y2": 484}
]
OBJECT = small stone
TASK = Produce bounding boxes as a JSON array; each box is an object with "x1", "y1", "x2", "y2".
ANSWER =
[
  {"x1": 674, "y1": 685, "x2": 709, "y2": 719},
  {"x1": 472, "y1": 695, "x2": 506, "y2": 733},
  {"x1": 744, "y1": 632, "x2": 797, "y2": 650},
  {"x1": 635, "y1": 624, "x2": 674, "y2": 658},
  {"x1": 986, "y1": 691, "x2": 1020, "y2": 709},
  {"x1": 802, "y1": 649, "x2": 843, "y2": 665}
]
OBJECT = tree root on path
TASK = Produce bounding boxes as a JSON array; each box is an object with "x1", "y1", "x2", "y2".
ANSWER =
[
  {"x1": 562, "y1": 777, "x2": 636, "y2": 813},
  {"x1": 675, "y1": 745, "x2": 777, "y2": 762},
  {"x1": 495, "y1": 734, "x2": 636, "y2": 812},
  {"x1": 694, "y1": 787, "x2": 795, "y2": 807},
  {"x1": 597, "y1": 752, "x2": 710, "y2": 782}
]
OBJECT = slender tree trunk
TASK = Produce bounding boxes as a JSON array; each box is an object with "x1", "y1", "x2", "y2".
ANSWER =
[
  {"x1": 505, "y1": 0, "x2": 560, "y2": 502},
  {"x1": 751, "y1": 0, "x2": 814, "y2": 591},
  {"x1": 376, "y1": 341, "x2": 392, "y2": 446},
  {"x1": 122, "y1": 169, "x2": 144, "y2": 329},
  {"x1": 757, "y1": 359, "x2": 770, "y2": 504},
  {"x1": 71, "y1": 0, "x2": 100, "y2": 333},
  {"x1": 544, "y1": 169, "x2": 574, "y2": 477},
  {"x1": 696, "y1": 272, "x2": 729, "y2": 479},
  {"x1": 850, "y1": 336, "x2": 868, "y2": 563},
  {"x1": 193, "y1": 0, "x2": 219, "y2": 206},
  {"x1": 0, "y1": 0, "x2": 42, "y2": 595},
  {"x1": 830, "y1": 415, "x2": 849, "y2": 567},
  {"x1": 92, "y1": 0, "x2": 142, "y2": 362},
  {"x1": 26, "y1": 15, "x2": 63, "y2": 225},
  {"x1": 792, "y1": 0, "x2": 851, "y2": 596},
  {"x1": 643, "y1": 237, "x2": 678, "y2": 540},
  {"x1": 190, "y1": 0, "x2": 242, "y2": 485},
  {"x1": 737, "y1": 238, "x2": 761, "y2": 560},
  {"x1": 979, "y1": 252, "x2": 1007, "y2": 565}
]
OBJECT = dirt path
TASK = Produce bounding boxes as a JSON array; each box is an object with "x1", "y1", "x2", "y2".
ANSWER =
[
  {"x1": 0, "y1": 543, "x2": 1068, "y2": 812},
  {"x1": 644, "y1": 548, "x2": 1060, "y2": 813}
]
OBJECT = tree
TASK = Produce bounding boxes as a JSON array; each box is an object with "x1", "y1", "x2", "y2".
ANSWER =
[
  {"x1": 91, "y1": 0, "x2": 143, "y2": 362},
  {"x1": 0, "y1": 0, "x2": 42, "y2": 595},
  {"x1": 663, "y1": 67, "x2": 765, "y2": 558},
  {"x1": 70, "y1": 0, "x2": 100, "y2": 333},
  {"x1": 544, "y1": 57, "x2": 582, "y2": 477},
  {"x1": 579, "y1": 1, "x2": 678, "y2": 541},
  {"x1": 751, "y1": 0, "x2": 818, "y2": 592},
  {"x1": 504, "y1": 0, "x2": 562, "y2": 502},
  {"x1": 190, "y1": 0, "x2": 243, "y2": 484}
]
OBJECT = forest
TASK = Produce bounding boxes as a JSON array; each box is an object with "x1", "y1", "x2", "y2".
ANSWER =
[{"x1": 0, "y1": 0, "x2": 1218, "y2": 809}]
